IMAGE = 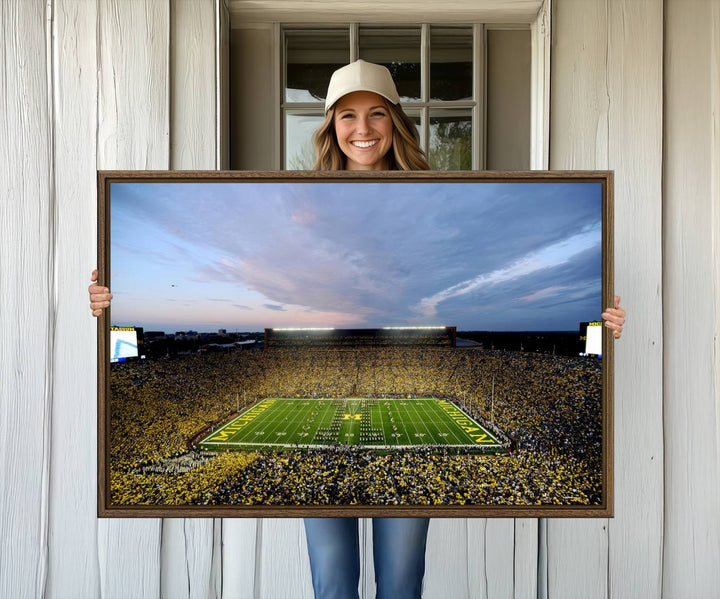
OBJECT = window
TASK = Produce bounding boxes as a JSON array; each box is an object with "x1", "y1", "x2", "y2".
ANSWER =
[{"x1": 283, "y1": 25, "x2": 479, "y2": 170}]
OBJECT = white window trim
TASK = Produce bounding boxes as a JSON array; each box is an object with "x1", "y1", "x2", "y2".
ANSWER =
[
  {"x1": 228, "y1": 1, "x2": 544, "y2": 25},
  {"x1": 530, "y1": 0, "x2": 551, "y2": 170}
]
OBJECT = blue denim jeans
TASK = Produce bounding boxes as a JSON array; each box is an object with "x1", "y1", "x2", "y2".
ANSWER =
[{"x1": 304, "y1": 517, "x2": 430, "y2": 599}]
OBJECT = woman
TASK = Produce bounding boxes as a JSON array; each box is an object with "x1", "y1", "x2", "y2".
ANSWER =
[
  {"x1": 302, "y1": 60, "x2": 432, "y2": 599},
  {"x1": 89, "y1": 60, "x2": 626, "y2": 599}
]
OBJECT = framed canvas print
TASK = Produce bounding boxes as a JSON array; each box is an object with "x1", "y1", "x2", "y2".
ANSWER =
[{"x1": 97, "y1": 170, "x2": 614, "y2": 517}]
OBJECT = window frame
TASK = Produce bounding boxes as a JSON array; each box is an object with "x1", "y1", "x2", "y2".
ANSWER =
[{"x1": 281, "y1": 23, "x2": 490, "y2": 170}]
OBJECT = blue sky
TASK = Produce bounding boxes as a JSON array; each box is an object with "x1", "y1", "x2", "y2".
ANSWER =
[{"x1": 110, "y1": 180, "x2": 603, "y2": 333}]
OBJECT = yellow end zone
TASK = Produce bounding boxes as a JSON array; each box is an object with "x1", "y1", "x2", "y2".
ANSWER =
[{"x1": 205, "y1": 399, "x2": 277, "y2": 442}]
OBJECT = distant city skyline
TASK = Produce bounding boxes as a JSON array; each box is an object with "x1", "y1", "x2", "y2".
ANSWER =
[{"x1": 110, "y1": 180, "x2": 604, "y2": 333}]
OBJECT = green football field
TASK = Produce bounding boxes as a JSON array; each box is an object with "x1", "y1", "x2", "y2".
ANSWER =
[{"x1": 198, "y1": 397, "x2": 503, "y2": 452}]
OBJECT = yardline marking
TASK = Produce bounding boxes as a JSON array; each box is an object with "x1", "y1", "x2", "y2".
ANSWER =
[
  {"x1": 394, "y1": 400, "x2": 411, "y2": 445},
  {"x1": 414, "y1": 401, "x2": 448, "y2": 444},
  {"x1": 405, "y1": 400, "x2": 434, "y2": 444},
  {"x1": 414, "y1": 403, "x2": 443, "y2": 442},
  {"x1": 422, "y1": 401, "x2": 471, "y2": 445}
]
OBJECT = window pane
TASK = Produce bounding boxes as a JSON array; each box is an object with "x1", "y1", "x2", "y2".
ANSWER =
[
  {"x1": 285, "y1": 112, "x2": 324, "y2": 169},
  {"x1": 429, "y1": 109, "x2": 472, "y2": 170},
  {"x1": 402, "y1": 109, "x2": 423, "y2": 149},
  {"x1": 430, "y1": 27, "x2": 473, "y2": 101},
  {"x1": 286, "y1": 30, "x2": 349, "y2": 103},
  {"x1": 359, "y1": 28, "x2": 421, "y2": 102}
]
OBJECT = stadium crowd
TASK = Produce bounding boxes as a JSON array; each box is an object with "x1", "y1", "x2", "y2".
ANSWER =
[{"x1": 109, "y1": 347, "x2": 602, "y2": 507}]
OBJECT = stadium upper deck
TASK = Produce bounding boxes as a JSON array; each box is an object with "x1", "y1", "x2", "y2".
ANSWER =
[{"x1": 264, "y1": 326, "x2": 457, "y2": 348}]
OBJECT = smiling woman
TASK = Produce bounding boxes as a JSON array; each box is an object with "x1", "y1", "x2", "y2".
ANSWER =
[
  {"x1": 301, "y1": 59, "x2": 433, "y2": 599},
  {"x1": 311, "y1": 60, "x2": 430, "y2": 172}
]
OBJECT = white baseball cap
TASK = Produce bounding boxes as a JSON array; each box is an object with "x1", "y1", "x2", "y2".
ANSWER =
[{"x1": 324, "y1": 60, "x2": 400, "y2": 112}]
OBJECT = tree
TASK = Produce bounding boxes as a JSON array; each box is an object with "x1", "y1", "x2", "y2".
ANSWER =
[{"x1": 429, "y1": 119, "x2": 471, "y2": 170}]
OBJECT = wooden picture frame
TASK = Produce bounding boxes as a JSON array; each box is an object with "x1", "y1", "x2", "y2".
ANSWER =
[{"x1": 97, "y1": 170, "x2": 613, "y2": 517}]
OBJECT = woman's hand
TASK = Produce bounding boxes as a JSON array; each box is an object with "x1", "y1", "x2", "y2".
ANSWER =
[
  {"x1": 601, "y1": 295, "x2": 625, "y2": 339},
  {"x1": 89, "y1": 269, "x2": 112, "y2": 317}
]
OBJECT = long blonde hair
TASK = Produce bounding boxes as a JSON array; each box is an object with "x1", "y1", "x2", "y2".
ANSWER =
[{"x1": 312, "y1": 100, "x2": 430, "y2": 171}]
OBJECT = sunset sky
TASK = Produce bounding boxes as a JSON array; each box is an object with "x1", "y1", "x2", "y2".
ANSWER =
[{"x1": 110, "y1": 180, "x2": 603, "y2": 333}]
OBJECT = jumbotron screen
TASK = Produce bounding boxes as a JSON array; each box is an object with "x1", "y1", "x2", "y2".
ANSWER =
[
  {"x1": 110, "y1": 326, "x2": 144, "y2": 363},
  {"x1": 579, "y1": 321, "x2": 602, "y2": 357}
]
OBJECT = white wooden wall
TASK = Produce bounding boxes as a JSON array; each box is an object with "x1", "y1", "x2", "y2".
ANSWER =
[
  {"x1": 663, "y1": 1, "x2": 720, "y2": 596},
  {"x1": 549, "y1": 1, "x2": 664, "y2": 596},
  {"x1": 1, "y1": 0, "x2": 718, "y2": 597}
]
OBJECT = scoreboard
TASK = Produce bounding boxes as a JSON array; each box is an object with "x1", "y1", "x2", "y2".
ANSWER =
[
  {"x1": 579, "y1": 321, "x2": 602, "y2": 357},
  {"x1": 110, "y1": 326, "x2": 145, "y2": 363}
]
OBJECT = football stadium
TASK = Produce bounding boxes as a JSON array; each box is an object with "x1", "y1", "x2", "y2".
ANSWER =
[{"x1": 109, "y1": 326, "x2": 602, "y2": 507}]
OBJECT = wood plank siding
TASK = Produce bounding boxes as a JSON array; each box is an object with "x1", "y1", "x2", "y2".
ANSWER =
[{"x1": 1, "y1": 0, "x2": 718, "y2": 597}]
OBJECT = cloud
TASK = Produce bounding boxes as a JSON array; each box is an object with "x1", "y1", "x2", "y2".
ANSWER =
[
  {"x1": 291, "y1": 209, "x2": 317, "y2": 225},
  {"x1": 264, "y1": 304, "x2": 287, "y2": 312},
  {"x1": 412, "y1": 255, "x2": 544, "y2": 319},
  {"x1": 412, "y1": 226, "x2": 600, "y2": 320},
  {"x1": 518, "y1": 286, "x2": 569, "y2": 303}
]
